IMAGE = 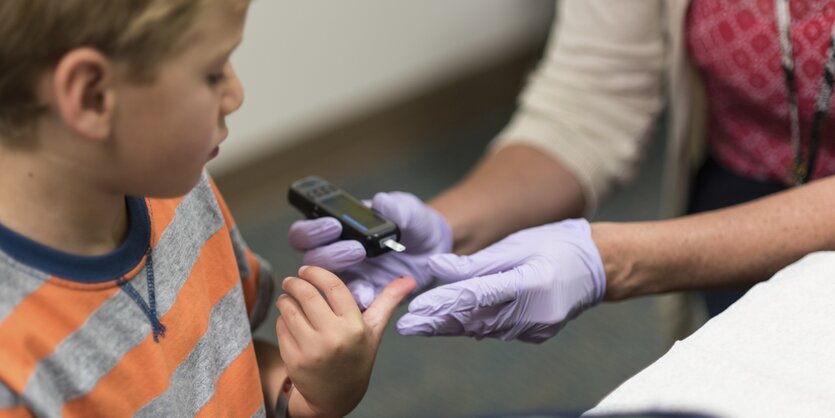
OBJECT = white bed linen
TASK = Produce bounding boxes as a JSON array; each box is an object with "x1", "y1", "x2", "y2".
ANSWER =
[{"x1": 584, "y1": 251, "x2": 835, "y2": 418}]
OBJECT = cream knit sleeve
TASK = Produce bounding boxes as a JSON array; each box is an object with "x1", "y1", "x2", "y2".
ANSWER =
[{"x1": 492, "y1": 0, "x2": 667, "y2": 214}]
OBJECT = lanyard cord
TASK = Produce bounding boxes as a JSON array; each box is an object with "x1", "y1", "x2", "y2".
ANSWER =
[{"x1": 776, "y1": 0, "x2": 835, "y2": 184}]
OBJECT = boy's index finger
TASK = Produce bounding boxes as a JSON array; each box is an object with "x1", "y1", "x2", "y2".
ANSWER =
[
  {"x1": 281, "y1": 277, "x2": 335, "y2": 331},
  {"x1": 297, "y1": 266, "x2": 361, "y2": 319}
]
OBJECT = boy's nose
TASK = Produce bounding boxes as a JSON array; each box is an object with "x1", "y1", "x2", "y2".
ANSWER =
[{"x1": 221, "y1": 63, "x2": 244, "y2": 116}]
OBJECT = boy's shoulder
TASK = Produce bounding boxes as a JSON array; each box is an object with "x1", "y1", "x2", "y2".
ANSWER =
[
  {"x1": 0, "y1": 172, "x2": 265, "y2": 415},
  {"x1": 0, "y1": 171, "x2": 233, "y2": 311}
]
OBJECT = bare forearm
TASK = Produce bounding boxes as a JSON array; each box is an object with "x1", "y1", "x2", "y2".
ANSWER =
[
  {"x1": 429, "y1": 144, "x2": 586, "y2": 254},
  {"x1": 594, "y1": 176, "x2": 835, "y2": 300},
  {"x1": 253, "y1": 339, "x2": 287, "y2": 416}
]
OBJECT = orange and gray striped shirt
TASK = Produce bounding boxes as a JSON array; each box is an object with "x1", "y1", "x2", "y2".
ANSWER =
[{"x1": 0, "y1": 172, "x2": 274, "y2": 417}]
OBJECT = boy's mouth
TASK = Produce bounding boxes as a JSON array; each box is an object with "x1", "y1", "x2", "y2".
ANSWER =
[{"x1": 208, "y1": 146, "x2": 220, "y2": 161}]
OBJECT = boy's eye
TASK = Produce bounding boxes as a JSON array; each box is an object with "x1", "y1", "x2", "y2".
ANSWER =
[{"x1": 206, "y1": 72, "x2": 227, "y2": 85}]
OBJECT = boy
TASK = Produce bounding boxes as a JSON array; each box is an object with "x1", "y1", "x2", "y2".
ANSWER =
[{"x1": 0, "y1": 0, "x2": 415, "y2": 417}]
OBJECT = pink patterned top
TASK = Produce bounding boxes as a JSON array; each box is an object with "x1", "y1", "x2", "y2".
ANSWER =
[{"x1": 687, "y1": 0, "x2": 835, "y2": 182}]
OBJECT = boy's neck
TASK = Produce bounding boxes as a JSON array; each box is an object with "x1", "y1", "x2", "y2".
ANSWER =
[{"x1": 0, "y1": 145, "x2": 130, "y2": 257}]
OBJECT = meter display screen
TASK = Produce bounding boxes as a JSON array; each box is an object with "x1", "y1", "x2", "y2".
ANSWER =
[{"x1": 320, "y1": 194, "x2": 387, "y2": 232}]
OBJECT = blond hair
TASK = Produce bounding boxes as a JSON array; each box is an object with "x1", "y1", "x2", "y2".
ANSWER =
[{"x1": 0, "y1": 0, "x2": 209, "y2": 139}]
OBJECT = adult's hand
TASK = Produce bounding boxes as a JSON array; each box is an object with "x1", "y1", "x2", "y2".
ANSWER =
[
  {"x1": 397, "y1": 219, "x2": 605, "y2": 343},
  {"x1": 288, "y1": 192, "x2": 451, "y2": 308}
]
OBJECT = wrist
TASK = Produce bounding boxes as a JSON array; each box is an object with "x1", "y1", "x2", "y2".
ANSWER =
[
  {"x1": 429, "y1": 193, "x2": 495, "y2": 255},
  {"x1": 591, "y1": 222, "x2": 639, "y2": 301},
  {"x1": 427, "y1": 205, "x2": 454, "y2": 254},
  {"x1": 429, "y1": 192, "x2": 469, "y2": 254},
  {"x1": 253, "y1": 339, "x2": 289, "y2": 416},
  {"x1": 274, "y1": 377, "x2": 293, "y2": 418},
  {"x1": 284, "y1": 383, "x2": 360, "y2": 418}
]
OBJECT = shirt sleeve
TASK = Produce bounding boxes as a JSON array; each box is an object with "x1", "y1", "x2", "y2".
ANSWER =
[
  {"x1": 492, "y1": 0, "x2": 667, "y2": 214},
  {"x1": 0, "y1": 382, "x2": 33, "y2": 418},
  {"x1": 207, "y1": 176, "x2": 275, "y2": 331}
]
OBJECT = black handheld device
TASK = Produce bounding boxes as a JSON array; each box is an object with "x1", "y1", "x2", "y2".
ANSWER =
[{"x1": 288, "y1": 176, "x2": 406, "y2": 257}]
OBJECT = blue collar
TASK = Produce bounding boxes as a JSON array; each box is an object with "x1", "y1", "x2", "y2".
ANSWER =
[{"x1": 0, "y1": 197, "x2": 150, "y2": 284}]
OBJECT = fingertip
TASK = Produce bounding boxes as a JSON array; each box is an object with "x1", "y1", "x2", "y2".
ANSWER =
[
  {"x1": 287, "y1": 217, "x2": 342, "y2": 250},
  {"x1": 370, "y1": 192, "x2": 397, "y2": 219},
  {"x1": 396, "y1": 313, "x2": 461, "y2": 336},
  {"x1": 371, "y1": 192, "x2": 417, "y2": 224},
  {"x1": 390, "y1": 276, "x2": 418, "y2": 294},
  {"x1": 377, "y1": 275, "x2": 415, "y2": 297},
  {"x1": 395, "y1": 314, "x2": 426, "y2": 335},
  {"x1": 303, "y1": 240, "x2": 366, "y2": 272},
  {"x1": 297, "y1": 264, "x2": 334, "y2": 281},
  {"x1": 376, "y1": 277, "x2": 417, "y2": 308},
  {"x1": 371, "y1": 277, "x2": 415, "y2": 308},
  {"x1": 298, "y1": 265, "x2": 310, "y2": 276},
  {"x1": 406, "y1": 294, "x2": 431, "y2": 314},
  {"x1": 362, "y1": 277, "x2": 419, "y2": 334},
  {"x1": 370, "y1": 191, "x2": 392, "y2": 207}
]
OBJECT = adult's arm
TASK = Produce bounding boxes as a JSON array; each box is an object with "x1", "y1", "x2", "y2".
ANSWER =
[
  {"x1": 430, "y1": 145, "x2": 584, "y2": 255},
  {"x1": 431, "y1": 0, "x2": 667, "y2": 254},
  {"x1": 595, "y1": 176, "x2": 835, "y2": 300},
  {"x1": 400, "y1": 178, "x2": 835, "y2": 342},
  {"x1": 288, "y1": 0, "x2": 669, "y2": 304}
]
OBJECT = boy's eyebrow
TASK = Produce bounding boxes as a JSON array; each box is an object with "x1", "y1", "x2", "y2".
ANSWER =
[{"x1": 211, "y1": 37, "x2": 244, "y2": 62}]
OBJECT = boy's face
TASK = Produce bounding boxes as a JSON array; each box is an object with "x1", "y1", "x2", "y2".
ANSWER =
[{"x1": 109, "y1": 0, "x2": 248, "y2": 198}]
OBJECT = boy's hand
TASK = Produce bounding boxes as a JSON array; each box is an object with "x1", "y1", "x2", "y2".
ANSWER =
[{"x1": 276, "y1": 265, "x2": 416, "y2": 418}]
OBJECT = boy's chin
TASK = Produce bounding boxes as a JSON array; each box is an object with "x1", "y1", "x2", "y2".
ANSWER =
[{"x1": 130, "y1": 171, "x2": 205, "y2": 199}]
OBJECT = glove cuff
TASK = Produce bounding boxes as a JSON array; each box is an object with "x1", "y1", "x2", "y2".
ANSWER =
[
  {"x1": 578, "y1": 218, "x2": 607, "y2": 303},
  {"x1": 430, "y1": 207, "x2": 454, "y2": 254},
  {"x1": 561, "y1": 218, "x2": 607, "y2": 304}
]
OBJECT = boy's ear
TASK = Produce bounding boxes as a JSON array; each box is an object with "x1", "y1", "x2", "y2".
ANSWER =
[{"x1": 51, "y1": 48, "x2": 117, "y2": 142}]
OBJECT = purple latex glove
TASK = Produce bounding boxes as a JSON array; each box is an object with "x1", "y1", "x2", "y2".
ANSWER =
[
  {"x1": 288, "y1": 191, "x2": 452, "y2": 308},
  {"x1": 396, "y1": 219, "x2": 605, "y2": 343}
]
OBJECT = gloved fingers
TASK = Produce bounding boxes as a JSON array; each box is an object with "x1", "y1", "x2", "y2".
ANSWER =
[
  {"x1": 396, "y1": 312, "x2": 465, "y2": 336},
  {"x1": 454, "y1": 304, "x2": 510, "y2": 340},
  {"x1": 371, "y1": 192, "x2": 449, "y2": 253},
  {"x1": 346, "y1": 279, "x2": 376, "y2": 310},
  {"x1": 288, "y1": 217, "x2": 342, "y2": 251},
  {"x1": 427, "y1": 246, "x2": 527, "y2": 283},
  {"x1": 397, "y1": 305, "x2": 513, "y2": 339},
  {"x1": 453, "y1": 304, "x2": 547, "y2": 342},
  {"x1": 355, "y1": 254, "x2": 435, "y2": 290},
  {"x1": 516, "y1": 323, "x2": 564, "y2": 344},
  {"x1": 407, "y1": 267, "x2": 522, "y2": 316},
  {"x1": 302, "y1": 240, "x2": 366, "y2": 272},
  {"x1": 369, "y1": 192, "x2": 418, "y2": 226}
]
